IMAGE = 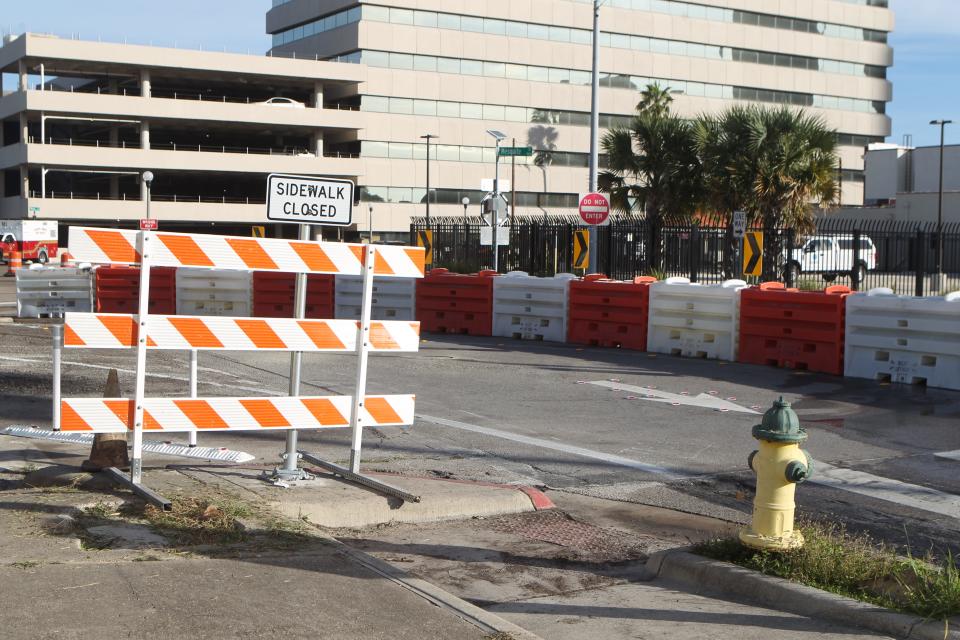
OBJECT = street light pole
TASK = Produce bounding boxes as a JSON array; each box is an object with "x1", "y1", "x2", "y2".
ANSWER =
[
  {"x1": 930, "y1": 119, "x2": 952, "y2": 290},
  {"x1": 487, "y1": 130, "x2": 507, "y2": 272},
  {"x1": 368, "y1": 204, "x2": 374, "y2": 243},
  {"x1": 142, "y1": 171, "x2": 154, "y2": 220},
  {"x1": 587, "y1": 0, "x2": 602, "y2": 274},
  {"x1": 420, "y1": 134, "x2": 437, "y2": 226},
  {"x1": 461, "y1": 196, "x2": 470, "y2": 227}
]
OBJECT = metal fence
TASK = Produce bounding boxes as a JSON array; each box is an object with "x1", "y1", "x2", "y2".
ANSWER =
[{"x1": 411, "y1": 216, "x2": 960, "y2": 297}]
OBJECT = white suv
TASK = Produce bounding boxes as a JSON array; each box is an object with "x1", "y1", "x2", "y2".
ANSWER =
[{"x1": 784, "y1": 234, "x2": 878, "y2": 283}]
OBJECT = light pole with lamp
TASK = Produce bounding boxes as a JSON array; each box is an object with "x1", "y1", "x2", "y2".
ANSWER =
[
  {"x1": 142, "y1": 171, "x2": 154, "y2": 220},
  {"x1": 487, "y1": 129, "x2": 507, "y2": 272},
  {"x1": 587, "y1": 0, "x2": 606, "y2": 274},
  {"x1": 420, "y1": 134, "x2": 437, "y2": 226},
  {"x1": 930, "y1": 119, "x2": 952, "y2": 291}
]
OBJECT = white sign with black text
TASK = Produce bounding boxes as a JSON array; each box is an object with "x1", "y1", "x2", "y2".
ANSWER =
[
  {"x1": 732, "y1": 211, "x2": 747, "y2": 239},
  {"x1": 267, "y1": 173, "x2": 355, "y2": 226}
]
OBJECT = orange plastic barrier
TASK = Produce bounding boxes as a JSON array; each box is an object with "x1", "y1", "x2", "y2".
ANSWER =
[
  {"x1": 738, "y1": 282, "x2": 850, "y2": 375},
  {"x1": 251, "y1": 272, "x2": 335, "y2": 319},
  {"x1": 95, "y1": 266, "x2": 177, "y2": 315},
  {"x1": 567, "y1": 275, "x2": 656, "y2": 350},
  {"x1": 415, "y1": 268, "x2": 497, "y2": 336}
]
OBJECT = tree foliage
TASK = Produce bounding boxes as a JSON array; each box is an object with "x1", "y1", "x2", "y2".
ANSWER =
[{"x1": 598, "y1": 91, "x2": 840, "y2": 277}]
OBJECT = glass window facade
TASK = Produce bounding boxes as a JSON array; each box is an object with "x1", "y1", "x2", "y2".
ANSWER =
[
  {"x1": 342, "y1": 50, "x2": 886, "y2": 115},
  {"x1": 272, "y1": 3, "x2": 888, "y2": 49}
]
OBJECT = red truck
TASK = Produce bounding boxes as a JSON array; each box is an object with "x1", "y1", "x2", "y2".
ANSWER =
[{"x1": 0, "y1": 220, "x2": 59, "y2": 264}]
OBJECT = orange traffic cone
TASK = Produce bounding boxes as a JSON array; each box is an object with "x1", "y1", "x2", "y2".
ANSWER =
[
  {"x1": 4, "y1": 250, "x2": 22, "y2": 277},
  {"x1": 60, "y1": 251, "x2": 74, "y2": 267}
]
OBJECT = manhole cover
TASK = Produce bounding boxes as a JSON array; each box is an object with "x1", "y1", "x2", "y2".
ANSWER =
[{"x1": 489, "y1": 511, "x2": 648, "y2": 558}]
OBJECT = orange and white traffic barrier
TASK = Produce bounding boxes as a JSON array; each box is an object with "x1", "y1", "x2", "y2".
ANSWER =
[
  {"x1": 4, "y1": 250, "x2": 22, "y2": 277},
  {"x1": 64, "y1": 313, "x2": 421, "y2": 352},
  {"x1": 60, "y1": 251, "x2": 74, "y2": 267},
  {"x1": 68, "y1": 227, "x2": 425, "y2": 277},
  {"x1": 62, "y1": 226, "x2": 424, "y2": 489},
  {"x1": 60, "y1": 395, "x2": 415, "y2": 433}
]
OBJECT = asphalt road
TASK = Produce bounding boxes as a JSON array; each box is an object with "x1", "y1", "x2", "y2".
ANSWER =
[{"x1": 2, "y1": 320, "x2": 959, "y2": 555}]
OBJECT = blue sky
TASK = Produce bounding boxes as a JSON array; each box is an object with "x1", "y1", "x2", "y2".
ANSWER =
[{"x1": 2, "y1": 0, "x2": 955, "y2": 148}]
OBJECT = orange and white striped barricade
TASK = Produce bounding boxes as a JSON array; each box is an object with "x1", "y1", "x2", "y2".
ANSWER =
[{"x1": 66, "y1": 226, "x2": 425, "y2": 491}]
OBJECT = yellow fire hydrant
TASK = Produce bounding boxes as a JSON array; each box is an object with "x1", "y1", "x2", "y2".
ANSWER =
[{"x1": 740, "y1": 397, "x2": 812, "y2": 551}]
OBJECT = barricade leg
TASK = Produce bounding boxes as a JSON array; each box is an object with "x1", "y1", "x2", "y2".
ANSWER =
[
  {"x1": 130, "y1": 231, "x2": 153, "y2": 484},
  {"x1": 349, "y1": 245, "x2": 376, "y2": 473},
  {"x1": 51, "y1": 325, "x2": 62, "y2": 431},
  {"x1": 188, "y1": 350, "x2": 198, "y2": 447}
]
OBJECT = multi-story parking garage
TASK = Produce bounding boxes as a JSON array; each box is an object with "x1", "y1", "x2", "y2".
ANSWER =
[{"x1": 0, "y1": 33, "x2": 365, "y2": 236}]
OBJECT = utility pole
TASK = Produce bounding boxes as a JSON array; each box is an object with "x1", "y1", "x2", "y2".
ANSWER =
[
  {"x1": 588, "y1": 0, "x2": 602, "y2": 274},
  {"x1": 420, "y1": 134, "x2": 437, "y2": 226},
  {"x1": 511, "y1": 137, "x2": 517, "y2": 222},
  {"x1": 930, "y1": 119, "x2": 952, "y2": 291}
]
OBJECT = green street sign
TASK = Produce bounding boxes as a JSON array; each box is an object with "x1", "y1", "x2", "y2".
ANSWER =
[{"x1": 499, "y1": 146, "x2": 533, "y2": 157}]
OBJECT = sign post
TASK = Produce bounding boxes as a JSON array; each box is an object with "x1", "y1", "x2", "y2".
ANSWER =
[
  {"x1": 579, "y1": 193, "x2": 610, "y2": 274},
  {"x1": 266, "y1": 173, "x2": 355, "y2": 483},
  {"x1": 732, "y1": 211, "x2": 746, "y2": 278}
]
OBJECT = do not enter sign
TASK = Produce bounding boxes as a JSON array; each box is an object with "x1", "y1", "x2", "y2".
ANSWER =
[{"x1": 579, "y1": 192, "x2": 610, "y2": 226}]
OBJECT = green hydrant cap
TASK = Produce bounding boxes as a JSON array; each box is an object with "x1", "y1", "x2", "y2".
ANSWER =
[{"x1": 752, "y1": 397, "x2": 807, "y2": 443}]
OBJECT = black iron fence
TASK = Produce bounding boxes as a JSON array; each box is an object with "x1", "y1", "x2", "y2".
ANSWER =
[{"x1": 411, "y1": 216, "x2": 960, "y2": 297}]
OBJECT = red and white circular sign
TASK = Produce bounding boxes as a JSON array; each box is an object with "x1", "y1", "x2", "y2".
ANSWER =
[{"x1": 578, "y1": 192, "x2": 610, "y2": 225}]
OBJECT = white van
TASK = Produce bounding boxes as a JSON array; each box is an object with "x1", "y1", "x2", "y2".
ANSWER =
[{"x1": 784, "y1": 234, "x2": 877, "y2": 283}]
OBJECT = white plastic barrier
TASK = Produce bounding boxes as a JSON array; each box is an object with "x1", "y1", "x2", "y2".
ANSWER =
[
  {"x1": 647, "y1": 277, "x2": 748, "y2": 360},
  {"x1": 175, "y1": 268, "x2": 252, "y2": 317},
  {"x1": 16, "y1": 266, "x2": 94, "y2": 318},
  {"x1": 335, "y1": 275, "x2": 416, "y2": 320},
  {"x1": 492, "y1": 272, "x2": 577, "y2": 342},
  {"x1": 844, "y1": 288, "x2": 960, "y2": 390}
]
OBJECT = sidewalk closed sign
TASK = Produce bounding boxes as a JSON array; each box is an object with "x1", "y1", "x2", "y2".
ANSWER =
[{"x1": 267, "y1": 174, "x2": 355, "y2": 226}]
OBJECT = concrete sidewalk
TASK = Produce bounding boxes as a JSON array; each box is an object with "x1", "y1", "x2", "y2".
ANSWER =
[
  {"x1": 0, "y1": 435, "x2": 532, "y2": 640},
  {"x1": 0, "y1": 432, "x2": 897, "y2": 640}
]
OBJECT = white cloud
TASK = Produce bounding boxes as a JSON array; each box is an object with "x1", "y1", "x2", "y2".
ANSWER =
[{"x1": 891, "y1": 0, "x2": 960, "y2": 36}]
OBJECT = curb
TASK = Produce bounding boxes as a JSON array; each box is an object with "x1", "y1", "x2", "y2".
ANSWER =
[
  {"x1": 647, "y1": 550, "x2": 958, "y2": 640},
  {"x1": 328, "y1": 534, "x2": 544, "y2": 640}
]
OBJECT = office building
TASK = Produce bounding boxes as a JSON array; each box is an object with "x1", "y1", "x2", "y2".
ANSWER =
[{"x1": 267, "y1": 0, "x2": 894, "y2": 228}]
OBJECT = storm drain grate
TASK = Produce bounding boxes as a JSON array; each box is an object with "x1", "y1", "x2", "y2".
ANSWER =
[{"x1": 489, "y1": 510, "x2": 648, "y2": 557}]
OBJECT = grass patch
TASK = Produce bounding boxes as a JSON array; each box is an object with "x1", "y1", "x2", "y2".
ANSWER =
[
  {"x1": 695, "y1": 520, "x2": 960, "y2": 624},
  {"x1": 143, "y1": 496, "x2": 251, "y2": 546},
  {"x1": 11, "y1": 560, "x2": 40, "y2": 569}
]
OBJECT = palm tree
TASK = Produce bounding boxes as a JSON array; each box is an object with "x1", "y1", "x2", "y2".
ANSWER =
[
  {"x1": 693, "y1": 109, "x2": 756, "y2": 277},
  {"x1": 710, "y1": 106, "x2": 839, "y2": 280},
  {"x1": 636, "y1": 83, "x2": 675, "y2": 119},
  {"x1": 599, "y1": 111, "x2": 701, "y2": 270}
]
